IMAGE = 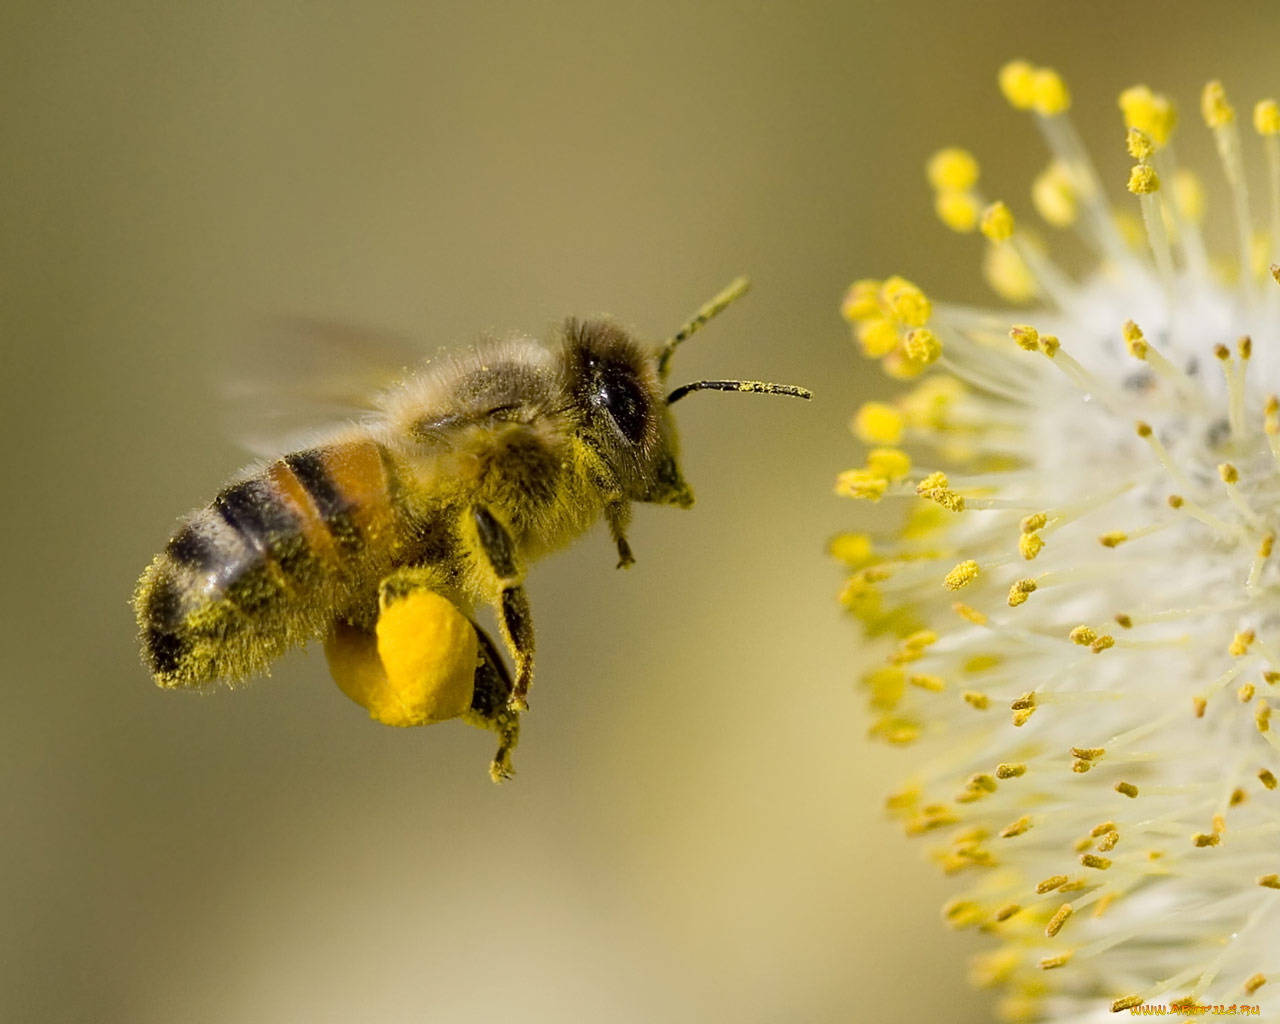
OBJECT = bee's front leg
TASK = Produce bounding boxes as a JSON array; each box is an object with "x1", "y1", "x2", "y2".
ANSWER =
[
  {"x1": 470, "y1": 504, "x2": 535, "y2": 712},
  {"x1": 606, "y1": 499, "x2": 635, "y2": 569}
]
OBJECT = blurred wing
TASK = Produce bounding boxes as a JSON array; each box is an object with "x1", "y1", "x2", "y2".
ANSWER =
[{"x1": 222, "y1": 316, "x2": 431, "y2": 458}]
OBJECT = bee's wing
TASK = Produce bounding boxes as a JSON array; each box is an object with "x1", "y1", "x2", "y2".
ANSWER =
[{"x1": 222, "y1": 316, "x2": 432, "y2": 458}]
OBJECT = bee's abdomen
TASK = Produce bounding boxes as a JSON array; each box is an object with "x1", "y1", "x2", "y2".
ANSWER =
[{"x1": 136, "y1": 441, "x2": 401, "y2": 688}]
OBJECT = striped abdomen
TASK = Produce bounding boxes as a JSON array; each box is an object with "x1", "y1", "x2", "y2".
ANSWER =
[{"x1": 135, "y1": 440, "x2": 406, "y2": 688}]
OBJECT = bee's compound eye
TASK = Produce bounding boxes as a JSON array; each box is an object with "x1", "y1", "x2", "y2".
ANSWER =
[{"x1": 597, "y1": 362, "x2": 648, "y2": 444}]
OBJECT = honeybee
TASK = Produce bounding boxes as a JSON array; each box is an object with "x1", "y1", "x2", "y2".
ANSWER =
[{"x1": 134, "y1": 278, "x2": 810, "y2": 781}]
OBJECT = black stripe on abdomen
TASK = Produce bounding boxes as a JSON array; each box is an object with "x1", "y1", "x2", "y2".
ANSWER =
[{"x1": 284, "y1": 449, "x2": 362, "y2": 552}]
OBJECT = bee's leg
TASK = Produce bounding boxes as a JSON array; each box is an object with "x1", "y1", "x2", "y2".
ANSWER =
[
  {"x1": 606, "y1": 500, "x2": 635, "y2": 569},
  {"x1": 463, "y1": 625, "x2": 521, "y2": 782},
  {"x1": 471, "y1": 504, "x2": 535, "y2": 712}
]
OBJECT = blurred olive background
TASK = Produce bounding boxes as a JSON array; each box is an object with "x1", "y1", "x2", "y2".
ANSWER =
[{"x1": 4, "y1": 3, "x2": 1279, "y2": 1022}]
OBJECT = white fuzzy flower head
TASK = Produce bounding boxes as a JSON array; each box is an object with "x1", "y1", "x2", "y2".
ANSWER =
[{"x1": 838, "y1": 61, "x2": 1280, "y2": 1021}]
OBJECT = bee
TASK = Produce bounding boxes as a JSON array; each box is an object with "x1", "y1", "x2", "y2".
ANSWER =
[{"x1": 134, "y1": 278, "x2": 811, "y2": 781}]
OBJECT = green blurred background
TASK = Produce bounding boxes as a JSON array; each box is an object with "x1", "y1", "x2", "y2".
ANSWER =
[{"x1": 5, "y1": 2, "x2": 1278, "y2": 1021}]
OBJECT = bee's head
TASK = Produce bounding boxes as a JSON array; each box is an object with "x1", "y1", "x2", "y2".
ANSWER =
[{"x1": 560, "y1": 278, "x2": 811, "y2": 509}]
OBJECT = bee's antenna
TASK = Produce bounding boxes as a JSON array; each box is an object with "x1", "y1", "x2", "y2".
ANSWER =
[
  {"x1": 658, "y1": 277, "x2": 751, "y2": 379},
  {"x1": 666, "y1": 379, "x2": 813, "y2": 404}
]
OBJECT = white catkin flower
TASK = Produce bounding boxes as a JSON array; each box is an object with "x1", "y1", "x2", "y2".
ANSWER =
[{"x1": 836, "y1": 61, "x2": 1280, "y2": 1022}]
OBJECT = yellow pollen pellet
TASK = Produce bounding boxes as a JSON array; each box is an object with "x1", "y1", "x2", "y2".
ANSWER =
[
  {"x1": 1045, "y1": 903, "x2": 1073, "y2": 937},
  {"x1": 1030, "y1": 67, "x2": 1070, "y2": 116},
  {"x1": 1099, "y1": 531, "x2": 1127, "y2": 548},
  {"x1": 994, "y1": 903, "x2": 1021, "y2": 922},
  {"x1": 1257, "y1": 99, "x2": 1280, "y2": 135},
  {"x1": 1193, "y1": 832, "x2": 1220, "y2": 847},
  {"x1": 934, "y1": 189, "x2": 980, "y2": 233},
  {"x1": 840, "y1": 279, "x2": 881, "y2": 322},
  {"x1": 980, "y1": 201, "x2": 1015, "y2": 242},
  {"x1": 1259, "y1": 873, "x2": 1280, "y2": 888},
  {"x1": 1244, "y1": 973, "x2": 1267, "y2": 995},
  {"x1": 1260, "y1": 768, "x2": 1278, "y2": 789},
  {"x1": 1127, "y1": 164, "x2": 1160, "y2": 194},
  {"x1": 926, "y1": 147, "x2": 980, "y2": 190},
  {"x1": 952, "y1": 603, "x2": 987, "y2": 626},
  {"x1": 1021, "y1": 512, "x2": 1047, "y2": 533},
  {"x1": 865, "y1": 447, "x2": 911, "y2": 481},
  {"x1": 996, "y1": 762, "x2": 1026, "y2": 779},
  {"x1": 1230, "y1": 630, "x2": 1256, "y2": 656},
  {"x1": 944, "y1": 560, "x2": 980, "y2": 590},
  {"x1": 1126, "y1": 127, "x2": 1154, "y2": 160},
  {"x1": 1115, "y1": 781, "x2": 1139, "y2": 798},
  {"x1": 1019, "y1": 532, "x2": 1043, "y2": 560},
  {"x1": 962, "y1": 690, "x2": 990, "y2": 710},
  {"x1": 880, "y1": 276, "x2": 931, "y2": 326},
  {"x1": 1112, "y1": 996, "x2": 1144, "y2": 1013},
  {"x1": 1257, "y1": 701, "x2": 1271, "y2": 733},
  {"x1": 1202, "y1": 80, "x2": 1235, "y2": 127},
  {"x1": 1080, "y1": 854, "x2": 1111, "y2": 870},
  {"x1": 998, "y1": 60, "x2": 1037, "y2": 110},
  {"x1": 1219, "y1": 462, "x2": 1240, "y2": 484},
  {"x1": 1008, "y1": 578, "x2": 1037, "y2": 607},
  {"x1": 903, "y1": 327, "x2": 942, "y2": 365},
  {"x1": 1193, "y1": 695, "x2": 1207, "y2": 717},
  {"x1": 852, "y1": 401, "x2": 904, "y2": 444},
  {"x1": 1115, "y1": 613, "x2": 1133, "y2": 629}
]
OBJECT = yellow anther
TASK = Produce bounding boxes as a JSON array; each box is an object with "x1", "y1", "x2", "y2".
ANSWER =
[
  {"x1": 926, "y1": 147, "x2": 980, "y2": 191},
  {"x1": 1031, "y1": 67, "x2": 1070, "y2": 116},
  {"x1": 1080, "y1": 854, "x2": 1111, "y2": 870},
  {"x1": 1090, "y1": 821, "x2": 1117, "y2": 837},
  {"x1": 909, "y1": 673, "x2": 946, "y2": 692},
  {"x1": 865, "y1": 447, "x2": 911, "y2": 481},
  {"x1": 1174, "y1": 168, "x2": 1206, "y2": 223},
  {"x1": 944, "y1": 560, "x2": 980, "y2": 590},
  {"x1": 1115, "y1": 613, "x2": 1133, "y2": 629},
  {"x1": 880, "y1": 275, "x2": 931, "y2": 326},
  {"x1": 1090, "y1": 635, "x2": 1115, "y2": 654},
  {"x1": 952, "y1": 603, "x2": 987, "y2": 626},
  {"x1": 1069, "y1": 626, "x2": 1098, "y2": 646},
  {"x1": 1009, "y1": 324, "x2": 1039, "y2": 351},
  {"x1": 852, "y1": 401, "x2": 904, "y2": 444},
  {"x1": 1021, "y1": 512, "x2": 1047, "y2": 533},
  {"x1": 1239, "y1": 335, "x2": 1253, "y2": 360},
  {"x1": 1260, "y1": 533, "x2": 1275, "y2": 558},
  {"x1": 1201, "y1": 80, "x2": 1234, "y2": 127},
  {"x1": 1192, "y1": 832, "x2": 1220, "y2": 847},
  {"x1": 1244, "y1": 974, "x2": 1267, "y2": 996},
  {"x1": 1219, "y1": 462, "x2": 1239, "y2": 485},
  {"x1": 840, "y1": 279, "x2": 881, "y2": 322},
  {"x1": 1118, "y1": 84, "x2": 1177, "y2": 146},
  {"x1": 1257, "y1": 700, "x2": 1272, "y2": 734},
  {"x1": 1230, "y1": 787, "x2": 1248, "y2": 806},
  {"x1": 1039, "y1": 953, "x2": 1072, "y2": 970},
  {"x1": 1167, "y1": 493, "x2": 1184, "y2": 508},
  {"x1": 1127, "y1": 164, "x2": 1160, "y2": 194},
  {"x1": 828, "y1": 532, "x2": 873, "y2": 566},
  {"x1": 1214, "y1": 342, "x2": 1231, "y2": 361},
  {"x1": 1193, "y1": 695, "x2": 1207, "y2": 718},
  {"x1": 1038, "y1": 334, "x2": 1059, "y2": 357},
  {"x1": 1019, "y1": 532, "x2": 1043, "y2": 560},
  {"x1": 1036, "y1": 874, "x2": 1069, "y2": 894},
  {"x1": 1230, "y1": 629, "x2": 1256, "y2": 657},
  {"x1": 934, "y1": 189, "x2": 980, "y2": 233},
  {"x1": 998, "y1": 60, "x2": 1037, "y2": 110},
  {"x1": 1122, "y1": 319, "x2": 1148, "y2": 359},
  {"x1": 983, "y1": 239, "x2": 1037, "y2": 302},
  {"x1": 916, "y1": 470, "x2": 948, "y2": 492},
  {"x1": 1112, "y1": 997, "x2": 1144, "y2": 1014},
  {"x1": 1031, "y1": 161, "x2": 1077, "y2": 227},
  {"x1": 995, "y1": 762, "x2": 1026, "y2": 779},
  {"x1": 1239, "y1": 682, "x2": 1256, "y2": 702},
  {"x1": 941, "y1": 898, "x2": 984, "y2": 929},
  {"x1": 1262, "y1": 874, "x2": 1280, "y2": 888},
  {"x1": 1267, "y1": 395, "x2": 1280, "y2": 435},
  {"x1": 980, "y1": 200, "x2": 1015, "y2": 242},
  {"x1": 1010, "y1": 692, "x2": 1036, "y2": 713},
  {"x1": 1099, "y1": 531, "x2": 1127, "y2": 548},
  {"x1": 856, "y1": 316, "x2": 900, "y2": 358},
  {"x1": 1073, "y1": 747, "x2": 1105, "y2": 761},
  {"x1": 963, "y1": 690, "x2": 990, "y2": 710},
  {"x1": 1007, "y1": 578, "x2": 1037, "y2": 607},
  {"x1": 1097, "y1": 832, "x2": 1120, "y2": 853},
  {"x1": 994, "y1": 904, "x2": 1021, "y2": 922},
  {"x1": 1266, "y1": 670, "x2": 1280, "y2": 685},
  {"x1": 1126, "y1": 127, "x2": 1154, "y2": 161},
  {"x1": 999, "y1": 816, "x2": 1031, "y2": 838},
  {"x1": 903, "y1": 327, "x2": 942, "y2": 365},
  {"x1": 1256, "y1": 99, "x2": 1280, "y2": 135},
  {"x1": 1045, "y1": 903, "x2": 1073, "y2": 937},
  {"x1": 834, "y1": 469, "x2": 888, "y2": 501},
  {"x1": 1115, "y1": 780, "x2": 1140, "y2": 798},
  {"x1": 1136, "y1": 420, "x2": 1153, "y2": 437},
  {"x1": 1260, "y1": 768, "x2": 1278, "y2": 789}
]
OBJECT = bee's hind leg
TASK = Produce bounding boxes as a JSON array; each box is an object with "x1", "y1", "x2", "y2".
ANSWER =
[
  {"x1": 470, "y1": 504, "x2": 535, "y2": 712},
  {"x1": 463, "y1": 625, "x2": 521, "y2": 782}
]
